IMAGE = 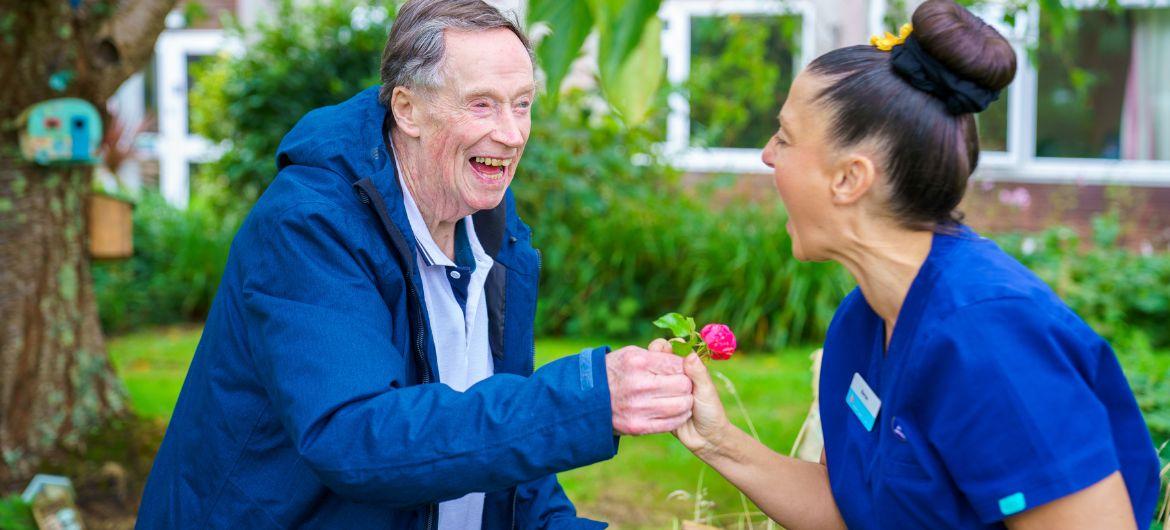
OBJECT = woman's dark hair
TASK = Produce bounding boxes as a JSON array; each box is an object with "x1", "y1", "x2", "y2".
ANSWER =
[{"x1": 806, "y1": 0, "x2": 1016, "y2": 228}]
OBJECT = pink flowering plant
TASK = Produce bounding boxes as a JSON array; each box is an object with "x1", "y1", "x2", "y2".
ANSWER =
[{"x1": 653, "y1": 312, "x2": 737, "y2": 360}]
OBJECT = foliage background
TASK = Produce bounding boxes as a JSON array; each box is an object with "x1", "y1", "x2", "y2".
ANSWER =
[
  {"x1": 190, "y1": 0, "x2": 395, "y2": 213},
  {"x1": 95, "y1": 0, "x2": 1170, "y2": 354}
]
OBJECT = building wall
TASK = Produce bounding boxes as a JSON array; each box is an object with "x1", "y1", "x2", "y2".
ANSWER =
[
  {"x1": 961, "y1": 182, "x2": 1170, "y2": 251},
  {"x1": 685, "y1": 170, "x2": 1170, "y2": 251}
]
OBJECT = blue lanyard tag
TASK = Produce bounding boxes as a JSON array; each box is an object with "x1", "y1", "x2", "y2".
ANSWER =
[{"x1": 846, "y1": 372, "x2": 881, "y2": 431}]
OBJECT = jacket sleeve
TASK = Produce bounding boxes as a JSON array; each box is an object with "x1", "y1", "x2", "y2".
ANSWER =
[
  {"x1": 241, "y1": 198, "x2": 617, "y2": 506},
  {"x1": 513, "y1": 473, "x2": 607, "y2": 529}
]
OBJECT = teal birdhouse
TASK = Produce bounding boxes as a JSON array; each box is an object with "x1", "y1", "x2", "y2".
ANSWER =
[{"x1": 18, "y1": 98, "x2": 103, "y2": 165}]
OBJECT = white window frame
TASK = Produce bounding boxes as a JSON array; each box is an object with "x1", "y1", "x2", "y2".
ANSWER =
[
  {"x1": 867, "y1": 1, "x2": 1028, "y2": 167},
  {"x1": 660, "y1": 0, "x2": 816, "y2": 174},
  {"x1": 869, "y1": 0, "x2": 1170, "y2": 186},
  {"x1": 154, "y1": 29, "x2": 227, "y2": 208}
]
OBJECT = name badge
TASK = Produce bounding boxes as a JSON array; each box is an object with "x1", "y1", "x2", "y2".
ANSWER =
[{"x1": 846, "y1": 373, "x2": 881, "y2": 431}]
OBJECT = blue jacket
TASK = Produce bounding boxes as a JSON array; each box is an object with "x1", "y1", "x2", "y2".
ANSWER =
[{"x1": 137, "y1": 87, "x2": 618, "y2": 529}]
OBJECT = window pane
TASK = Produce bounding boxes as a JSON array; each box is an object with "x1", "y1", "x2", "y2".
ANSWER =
[
  {"x1": 688, "y1": 14, "x2": 801, "y2": 149},
  {"x1": 977, "y1": 90, "x2": 1009, "y2": 152},
  {"x1": 1036, "y1": 8, "x2": 1170, "y2": 161},
  {"x1": 878, "y1": 3, "x2": 1011, "y2": 153},
  {"x1": 143, "y1": 56, "x2": 159, "y2": 133},
  {"x1": 187, "y1": 54, "x2": 207, "y2": 134}
]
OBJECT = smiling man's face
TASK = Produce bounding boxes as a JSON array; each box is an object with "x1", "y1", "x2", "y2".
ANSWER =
[{"x1": 408, "y1": 27, "x2": 534, "y2": 217}]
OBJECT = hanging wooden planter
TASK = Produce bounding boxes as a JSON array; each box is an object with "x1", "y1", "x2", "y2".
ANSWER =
[{"x1": 87, "y1": 193, "x2": 134, "y2": 259}]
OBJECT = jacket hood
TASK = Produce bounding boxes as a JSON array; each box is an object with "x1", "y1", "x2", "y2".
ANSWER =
[{"x1": 275, "y1": 86, "x2": 389, "y2": 183}]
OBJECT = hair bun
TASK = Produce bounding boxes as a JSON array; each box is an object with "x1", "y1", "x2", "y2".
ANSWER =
[{"x1": 910, "y1": 0, "x2": 1016, "y2": 92}]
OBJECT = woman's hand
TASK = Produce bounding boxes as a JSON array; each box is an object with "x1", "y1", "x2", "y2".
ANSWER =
[{"x1": 649, "y1": 339, "x2": 732, "y2": 460}]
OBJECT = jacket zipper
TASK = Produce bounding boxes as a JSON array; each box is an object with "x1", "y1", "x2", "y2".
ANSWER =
[
  {"x1": 355, "y1": 182, "x2": 433, "y2": 385},
  {"x1": 425, "y1": 502, "x2": 436, "y2": 530},
  {"x1": 510, "y1": 488, "x2": 518, "y2": 530},
  {"x1": 409, "y1": 280, "x2": 430, "y2": 384},
  {"x1": 531, "y1": 248, "x2": 541, "y2": 374}
]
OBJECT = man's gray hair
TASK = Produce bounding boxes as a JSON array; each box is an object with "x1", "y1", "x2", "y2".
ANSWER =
[{"x1": 379, "y1": 0, "x2": 533, "y2": 110}]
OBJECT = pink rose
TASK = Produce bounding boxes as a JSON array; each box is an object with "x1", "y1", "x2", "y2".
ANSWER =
[{"x1": 699, "y1": 323, "x2": 736, "y2": 360}]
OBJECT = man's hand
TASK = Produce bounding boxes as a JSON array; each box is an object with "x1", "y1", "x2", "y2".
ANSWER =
[
  {"x1": 649, "y1": 339, "x2": 732, "y2": 459},
  {"x1": 606, "y1": 346, "x2": 694, "y2": 436}
]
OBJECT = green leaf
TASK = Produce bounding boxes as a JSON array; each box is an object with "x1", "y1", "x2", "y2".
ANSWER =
[
  {"x1": 598, "y1": 14, "x2": 663, "y2": 126},
  {"x1": 671, "y1": 340, "x2": 692, "y2": 356},
  {"x1": 653, "y1": 312, "x2": 691, "y2": 338},
  {"x1": 529, "y1": 0, "x2": 593, "y2": 107},
  {"x1": 590, "y1": 0, "x2": 662, "y2": 79}
]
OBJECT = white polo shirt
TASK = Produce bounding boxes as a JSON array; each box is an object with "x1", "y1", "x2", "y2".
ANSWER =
[{"x1": 394, "y1": 145, "x2": 495, "y2": 530}]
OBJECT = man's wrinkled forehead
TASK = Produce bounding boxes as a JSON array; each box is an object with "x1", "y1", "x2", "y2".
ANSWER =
[{"x1": 434, "y1": 28, "x2": 535, "y2": 94}]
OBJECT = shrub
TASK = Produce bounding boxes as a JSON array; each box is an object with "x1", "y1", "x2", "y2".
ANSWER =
[
  {"x1": 517, "y1": 93, "x2": 853, "y2": 348},
  {"x1": 92, "y1": 194, "x2": 237, "y2": 333},
  {"x1": 993, "y1": 212, "x2": 1170, "y2": 351},
  {"x1": 185, "y1": 0, "x2": 852, "y2": 349},
  {"x1": 190, "y1": 0, "x2": 396, "y2": 215},
  {"x1": 0, "y1": 495, "x2": 34, "y2": 530}
]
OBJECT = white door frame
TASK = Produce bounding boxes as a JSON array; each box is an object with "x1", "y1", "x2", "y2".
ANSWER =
[{"x1": 155, "y1": 29, "x2": 225, "y2": 208}]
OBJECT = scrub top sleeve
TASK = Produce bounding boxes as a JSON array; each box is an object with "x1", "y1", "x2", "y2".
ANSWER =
[{"x1": 912, "y1": 298, "x2": 1120, "y2": 524}]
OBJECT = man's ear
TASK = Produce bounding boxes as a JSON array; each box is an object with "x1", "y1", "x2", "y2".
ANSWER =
[
  {"x1": 390, "y1": 86, "x2": 423, "y2": 138},
  {"x1": 831, "y1": 152, "x2": 877, "y2": 206}
]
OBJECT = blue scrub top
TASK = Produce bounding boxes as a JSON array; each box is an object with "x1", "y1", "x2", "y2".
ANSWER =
[{"x1": 819, "y1": 225, "x2": 1161, "y2": 529}]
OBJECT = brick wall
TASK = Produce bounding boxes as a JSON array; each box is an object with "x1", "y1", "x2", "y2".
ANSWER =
[
  {"x1": 684, "y1": 171, "x2": 1170, "y2": 251},
  {"x1": 960, "y1": 182, "x2": 1170, "y2": 251}
]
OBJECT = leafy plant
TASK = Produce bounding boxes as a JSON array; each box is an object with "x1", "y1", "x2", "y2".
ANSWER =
[
  {"x1": 0, "y1": 495, "x2": 35, "y2": 530},
  {"x1": 189, "y1": 0, "x2": 397, "y2": 216},
  {"x1": 687, "y1": 14, "x2": 800, "y2": 150},
  {"x1": 92, "y1": 194, "x2": 238, "y2": 333},
  {"x1": 517, "y1": 92, "x2": 853, "y2": 349},
  {"x1": 993, "y1": 213, "x2": 1170, "y2": 351},
  {"x1": 528, "y1": 0, "x2": 664, "y2": 126}
]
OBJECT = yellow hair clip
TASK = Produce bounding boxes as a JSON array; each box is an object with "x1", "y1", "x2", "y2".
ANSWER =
[{"x1": 870, "y1": 23, "x2": 913, "y2": 51}]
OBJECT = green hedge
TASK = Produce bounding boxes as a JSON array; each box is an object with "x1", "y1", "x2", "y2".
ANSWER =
[
  {"x1": 993, "y1": 213, "x2": 1170, "y2": 350},
  {"x1": 92, "y1": 194, "x2": 237, "y2": 333},
  {"x1": 0, "y1": 495, "x2": 34, "y2": 530},
  {"x1": 189, "y1": 0, "x2": 394, "y2": 211},
  {"x1": 515, "y1": 94, "x2": 852, "y2": 348}
]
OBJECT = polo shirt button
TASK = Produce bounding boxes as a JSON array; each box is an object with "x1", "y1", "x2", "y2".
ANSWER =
[{"x1": 450, "y1": 270, "x2": 461, "y2": 280}]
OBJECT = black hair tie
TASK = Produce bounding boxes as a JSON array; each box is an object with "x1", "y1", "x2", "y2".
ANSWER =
[{"x1": 889, "y1": 35, "x2": 1000, "y2": 115}]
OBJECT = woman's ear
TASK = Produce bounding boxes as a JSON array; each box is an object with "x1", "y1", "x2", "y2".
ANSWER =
[
  {"x1": 831, "y1": 153, "x2": 877, "y2": 206},
  {"x1": 390, "y1": 86, "x2": 423, "y2": 138}
]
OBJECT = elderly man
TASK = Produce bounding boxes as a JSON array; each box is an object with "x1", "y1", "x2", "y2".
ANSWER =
[{"x1": 137, "y1": 0, "x2": 693, "y2": 528}]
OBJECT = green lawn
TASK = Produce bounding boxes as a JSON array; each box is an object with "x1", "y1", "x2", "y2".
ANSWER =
[
  {"x1": 106, "y1": 326, "x2": 1170, "y2": 528},
  {"x1": 108, "y1": 326, "x2": 818, "y2": 528}
]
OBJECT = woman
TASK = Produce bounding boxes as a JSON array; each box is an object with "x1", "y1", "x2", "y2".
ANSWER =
[{"x1": 658, "y1": 1, "x2": 1162, "y2": 528}]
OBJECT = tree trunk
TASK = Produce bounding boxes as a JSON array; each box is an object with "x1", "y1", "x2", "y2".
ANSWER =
[
  {"x1": 0, "y1": 0, "x2": 177, "y2": 480},
  {"x1": 0, "y1": 150, "x2": 127, "y2": 479}
]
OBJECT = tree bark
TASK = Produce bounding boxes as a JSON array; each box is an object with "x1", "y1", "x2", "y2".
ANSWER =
[
  {"x1": 0, "y1": 0, "x2": 177, "y2": 480},
  {"x1": 0, "y1": 153, "x2": 127, "y2": 478}
]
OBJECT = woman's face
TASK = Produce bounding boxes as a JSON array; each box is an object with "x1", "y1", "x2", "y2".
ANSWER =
[{"x1": 761, "y1": 71, "x2": 841, "y2": 262}]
